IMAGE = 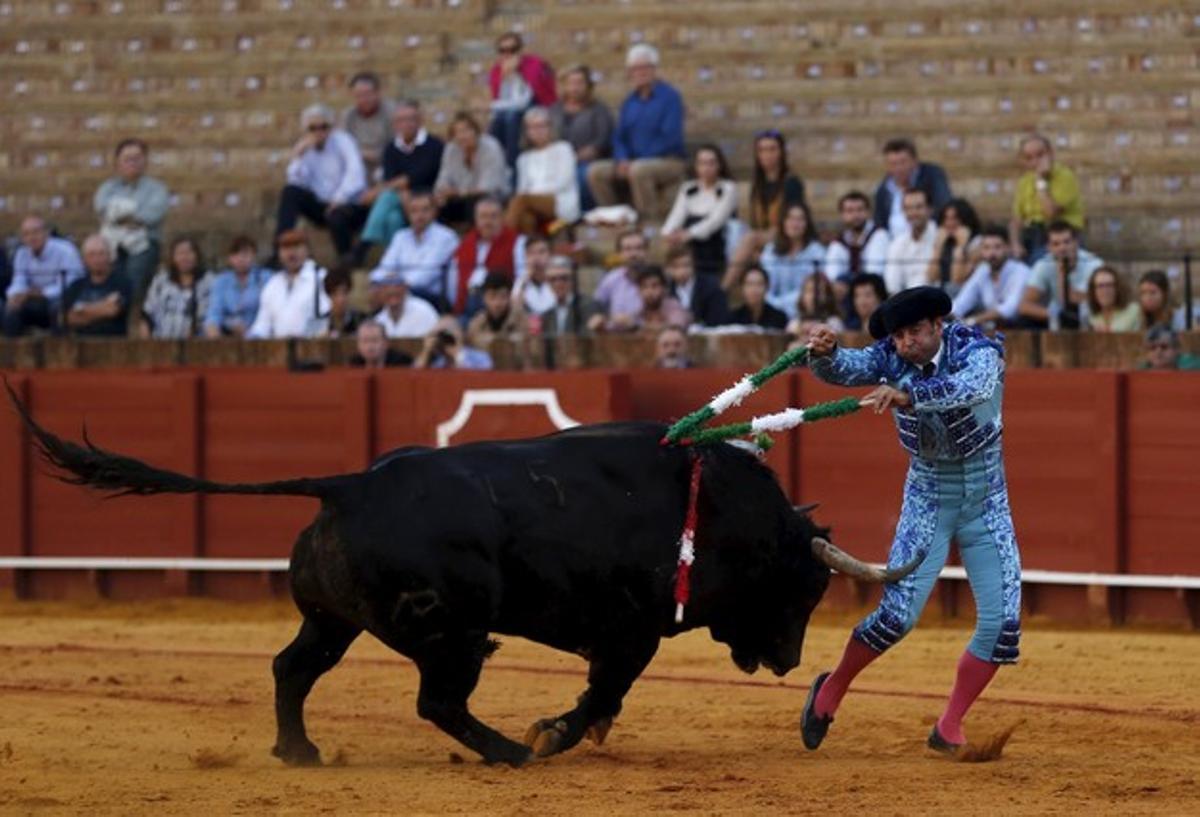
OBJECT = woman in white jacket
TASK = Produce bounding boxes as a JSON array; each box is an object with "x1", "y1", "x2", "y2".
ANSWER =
[
  {"x1": 661, "y1": 144, "x2": 738, "y2": 278},
  {"x1": 505, "y1": 107, "x2": 580, "y2": 234}
]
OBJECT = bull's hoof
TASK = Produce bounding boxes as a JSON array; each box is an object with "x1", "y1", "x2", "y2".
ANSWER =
[
  {"x1": 585, "y1": 717, "x2": 613, "y2": 746},
  {"x1": 271, "y1": 739, "x2": 321, "y2": 767},
  {"x1": 482, "y1": 743, "x2": 534, "y2": 768},
  {"x1": 523, "y1": 718, "x2": 568, "y2": 758}
]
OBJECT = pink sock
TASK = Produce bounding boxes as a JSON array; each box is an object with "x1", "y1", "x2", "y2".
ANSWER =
[
  {"x1": 937, "y1": 651, "x2": 999, "y2": 744},
  {"x1": 814, "y1": 637, "x2": 881, "y2": 718}
]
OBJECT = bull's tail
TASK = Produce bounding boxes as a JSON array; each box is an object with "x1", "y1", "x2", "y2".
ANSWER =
[{"x1": 5, "y1": 379, "x2": 344, "y2": 500}]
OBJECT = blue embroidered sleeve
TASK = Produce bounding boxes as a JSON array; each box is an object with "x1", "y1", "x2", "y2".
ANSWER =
[
  {"x1": 908, "y1": 347, "x2": 1002, "y2": 411},
  {"x1": 810, "y1": 344, "x2": 888, "y2": 387}
]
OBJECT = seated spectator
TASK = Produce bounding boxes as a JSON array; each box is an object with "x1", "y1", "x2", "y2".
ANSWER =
[
  {"x1": 370, "y1": 273, "x2": 439, "y2": 339},
  {"x1": 1009, "y1": 134, "x2": 1084, "y2": 263},
  {"x1": 1087, "y1": 266, "x2": 1142, "y2": 332},
  {"x1": 883, "y1": 189, "x2": 937, "y2": 295},
  {"x1": 248, "y1": 230, "x2": 330, "y2": 339},
  {"x1": 451, "y1": 197, "x2": 526, "y2": 317},
  {"x1": 824, "y1": 191, "x2": 889, "y2": 297},
  {"x1": 590, "y1": 229, "x2": 649, "y2": 331},
  {"x1": 4, "y1": 215, "x2": 84, "y2": 337},
  {"x1": 549, "y1": 64, "x2": 614, "y2": 212},
  {"x1": 324, "y1": 267, "x2": 366, "y2": 338},
  {"x1": 873, "y1": 138, "x2": 952, "y2": 239},
  {"x1": 1137, "y1": 270, "x2": 1186, "y2": 331},
  {"x1": 339, "y1": 72, "x2": 395, "y2": 178},
  {"x1": 203, "y1": 235, "x2": 272, "y2": 338},
  {"x1": 514, "y1": 235, "x2": 556, "y2": 316},
  {"x1": 1018, "y1": 221, "x2": 1104, "y2": 330},
  {"x1": 665, "y1": 245, "x2": 728, "y2": 327},
  {"x1": 0, "y1": 239, "x2": 9, "y2": 307},
  {"x1": 506, "y1": 107, "x2": 580, "y2": 234},
  {"x1": 349, "y1": 319, "x2": 412, "y2": 368},
  {"x1": 662, "y1": 144, "x2": 737, "y2": 278},
  {"x1": 415, "y1": 315, "x2": 494, "y2": 370},
  {"x1": 927, "y1": 198, "x2": 981, "y2": 294},
  {"x1": 725, "y1": 130, "x2": 807, "y2": 286},
  {"x1": 655, "y1": 325, "x2": 692, "y2": 369},
  {"x1": 488, "y1": 32, "x2": 557, "y2": 169},
  {"x1": 371, "y1": 191, "x2": 459, "y2": 308},
  {"x1": 275, "y1": 104, "x2": 368, "y2": 262},
  {"x1": 631, "y1": 265, "x2": 688, "y2": 332},
  {"x1": 360, "y1": 100, "x2": 446, "y2": 250},
  {"x1": 760, "y1": 202, "x2": 824, "y2": 317},
  {"x1": 587, "y1": 44, "x2": 686, "y2": 222},
  {"x1": 63, "y1": 234, "x2": 133, "y2": 337},
  {"x1": 541, "y1": 255, "x2": 599, "y2": 337},
  {"x1": 1140, "y1": 325, "x2": 1200, "y2": 371},
  {"x1": 727, "y1": 266, "x2": 788, "y2": 330},
  {"x1": 139, "y1": 236, "x2": 212, "y2": 339},
  {"x1": 434, "y1": 112, "x2": 510, "y2": 225},
  {"x1": 466, "y1": 274, "x2": 526, "y2": 349},
  {"x1": 846, "y1": 273, "x2": 888, "y2": 333},
  {"x1": 785, "y1": 271, "x2": 844, "y2": 343},
  {"x1": 950, "y1": 226, "x2": 1030, "y2": 329},
  {"x1": 94, "y1": 138, "x2": 170, "y2": 297}
]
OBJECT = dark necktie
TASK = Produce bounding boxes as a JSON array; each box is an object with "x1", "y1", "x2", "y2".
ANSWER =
[{"x1": 921, "y1": 362, "x2": 936, "y2": 379}]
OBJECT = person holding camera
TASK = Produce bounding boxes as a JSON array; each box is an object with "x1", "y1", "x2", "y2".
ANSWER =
[{"x1": 414, "y1": 315, "x2": 493, "y2": 370}]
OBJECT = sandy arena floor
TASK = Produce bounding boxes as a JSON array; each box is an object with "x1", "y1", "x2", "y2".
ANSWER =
[{"x1": 0, "y1": 599, "x2": 1197, "y2": 816}]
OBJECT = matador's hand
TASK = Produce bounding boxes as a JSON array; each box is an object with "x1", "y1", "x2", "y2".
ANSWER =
[
  {"x1": 862, "y1": 385, "x2": 911, "y2": 414},
  {"x1": 807, "y1": 325, "x2": 838, "y2": 357}
]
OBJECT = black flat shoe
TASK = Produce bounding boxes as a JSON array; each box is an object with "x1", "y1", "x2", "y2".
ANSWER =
[
  {"x1": 800, "y1": 671, "x2": 834, "y2": 750},
  {"x1": 927, "y1": 723, "x2": 963, "y2": 756}
]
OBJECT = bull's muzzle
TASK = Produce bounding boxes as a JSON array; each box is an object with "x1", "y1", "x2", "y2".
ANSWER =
[{"x1": 809, "y1": 536, "x2": 923, "y2": 583}]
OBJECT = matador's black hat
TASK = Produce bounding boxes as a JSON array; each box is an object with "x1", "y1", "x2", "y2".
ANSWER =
[{"x1": 868, "y1": 286, "x2": 952, "y2": 340}]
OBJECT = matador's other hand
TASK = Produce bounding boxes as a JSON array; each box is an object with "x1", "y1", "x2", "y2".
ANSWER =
[{"x1": 807, "y1": 325, "x2": 838, "y2": 357}]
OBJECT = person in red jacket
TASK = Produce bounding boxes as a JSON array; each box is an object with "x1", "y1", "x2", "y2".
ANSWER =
[
  {"x1": 488, "y1": 31, "x2": 557, "y2": 169},
  {"x1": 450, "y1": 196, "x2": 527, "y2": 318}
]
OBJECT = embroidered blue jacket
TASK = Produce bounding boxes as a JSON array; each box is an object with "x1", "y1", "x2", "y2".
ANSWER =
[{"x1": 810, "y1": 322, "x2": 1006, "y2": 461}]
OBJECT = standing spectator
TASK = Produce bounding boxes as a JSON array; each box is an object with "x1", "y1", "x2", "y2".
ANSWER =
[
  {"x1": 664, "y1": 245, "x2": 728, "y2": 327},
  {"x1": 590, "y1": 229, "x2": 649, "y2": 331},
  {"x1": 370, "y1": 274, "x2": 439, "y2": 339},
  {"x1": 4, "y1": 215, "x2": 84, "y2": 337},
  {"x1": 248, "y1": 230, "x2": 330, "y2": 339},
  {"x1": 275, "y1": 104, "x2": 368, "y2": 262},
  {"x1": 63, "y1": 235, "x2": 133, "y2": 337},
  {"x1": 1141, "y1": 325, "x2": 1200, "y2": 371},
  {"x1": 139, "y1": 236, "x2": 212, "y2": 339},
  {"x1": 414, "y1": 315, "x2": 493, "y2": 370},
  {"x1": 541, "y1": 255, "x2": 598, "y2": 337},
  {"x1": 360, "y1": 100, "x2": 446, "y2": 250},
  {"x1": 927, "y1": 198, "x2": 982, "y2": 294},
  {"x1": 505, "y1": 108, "x2": 580, "y2": 234},
  {"x1": 726, "y1": 130, "x2": 807, "y2": 286},
  {"x1": 760, "y1": 202, "x2": 824, "y2": 317},
  {"x1": 549, "y1": 65, "x2": 613, "y2": 212},
  {"x1": 1137, "y1": 270, "x2": 1186, "y2": 331},
  {"x1": 824, "y1": 191, "x2": 889, "y2": 295},
  {"x1": 349, "y1": 319, "x2": 412, "y2": 368},
  {"x1": 786, "y1": 272, "x2": 844, "y2": 343},
  {"x1": 450, "y1": 197, "x2": 526, "y2": 317},
  {"x1": 487, "y1": 32, "x2": 557, "y2": 169},
  {"x1": 434, "y1": 112, "x2": 510, "y2": 225},
  {"x1": 371, "y1": 192, "x2": 459, "y2": 308},
  {"x1": 727, "y1": 266, "x2": 788, "y2": 330},
  {"x1": 93, "y1": 138, "x2": 170, "y2": 297},
  {"x1": 587, "y1": 44, "x2": 686, "y2": 222},
  {"x1": 466, "y1": 274, "x2": 526, "y2": 350},
  {"x1": 1018, "y1": 221, "x2": 1104, "y2": 330},
  {"x1": 339, "y1": 72, "x2": 396, "y2": 177},
  {"x1": 846, "y1": 273, "x2": 888, "y2": 333},
  {"x1": 873, "y1": 138, "x2": 952, "y2": 239},
  {"x1": 1086, "y1": 267, "x2": 1142, "y2": 332},
  {"x1": 655, "y1": 325, "x2": 692, "y2": 369},
  {"x1": 323, "y1": 267, "x2": 366, "y2": 338},
  {"x1": 203, "y1": 235, "x2": 271, "y2": 338},
  {"x1": 514, "y1": 235, "x2": 556, "y2": 316},
  {"x1": 661, "y1": 144, "x2": 737, "y2": 278},
  {"x1": 1009, "y1": 134, "x2": 1084, "y2": 262},
  {"x1": 630, "y1": 266, "x2": 688, "y2": 332},
  {"x1": 951, "y1": 227, "x2": 1030, "y2": 329},
  {"x1": 883, "y1": 189, "x2": 938, "y2": 295}
]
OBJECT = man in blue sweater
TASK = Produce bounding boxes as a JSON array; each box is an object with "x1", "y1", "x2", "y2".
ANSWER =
[{"x1": 586, "y1": 43, "x2": 686, "y2": 222}]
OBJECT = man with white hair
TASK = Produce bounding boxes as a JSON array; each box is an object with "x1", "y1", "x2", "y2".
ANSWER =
[
  {"x1": 275, "y1": 103, "x2": 369, "y2": 261},
  {"x1": 586, "y1": 43, "x2": 686, "y2": 222}
]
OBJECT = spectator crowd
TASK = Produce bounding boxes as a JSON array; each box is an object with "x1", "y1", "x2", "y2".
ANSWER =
[{"x1": 2, "y1": 38, "x2": 1196, "y2": 372}]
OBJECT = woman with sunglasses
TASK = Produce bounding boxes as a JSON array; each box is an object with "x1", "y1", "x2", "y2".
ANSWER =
[
  {"x1": 488, "y1": 31, "x2": 558, "y2": 168},
  {"x1": 724, "y1": 130, "x2": 807, "y2": 288}
]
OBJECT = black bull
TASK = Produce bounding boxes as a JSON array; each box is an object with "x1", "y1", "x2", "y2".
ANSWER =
[{"x1": 10, "y1": 390, "x2": 917, "y2": 767}]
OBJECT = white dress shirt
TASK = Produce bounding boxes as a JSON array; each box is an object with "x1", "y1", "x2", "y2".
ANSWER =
[
  {"x1": 285, "y1": 129, "x2": 366, "y2": 205},
  {"x1": 952, "y1": 259, "x2": 1031, "y2": 323},
  {"x1": 371, "y1": 222, "x2": 460, "y2": 294},
  {"x1": 373, "y1": 295, "x2": 439, "y2": 338},
  {"x1": 248, "y1": 260, "x2": 329, "y2": 338},
  {"x1": 661, "y1": 179, "x2": 739, "y2": 240},
  {"x1": 7, "y1": 236, "x2": 85, "y2": 300},
  {"x1": 883, "y1": 223, "x2": 937, "y2": 294},
  {"x1": 515, "y1": 141, "x2": 580, "y2": 222},
  {"x1": 823, "y1": 222, "x2": 891, "y2": 282},
  {"x1": 518, "y1": 277, "x2": 557, "y2": 315}
]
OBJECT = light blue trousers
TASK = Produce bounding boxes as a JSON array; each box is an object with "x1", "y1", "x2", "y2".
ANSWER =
[{"x1": 854, "y1": 444, "x2": 1022, "y2": 664}]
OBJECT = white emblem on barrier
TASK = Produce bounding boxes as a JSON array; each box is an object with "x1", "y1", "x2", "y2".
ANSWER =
[{"x1": 434, "y1": 388, "x2": 581, "y2": 448}]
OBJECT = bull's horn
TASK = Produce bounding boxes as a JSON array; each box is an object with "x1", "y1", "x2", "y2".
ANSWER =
[
  {"x1": 793, "y1": 502, "x2": 820, "y2": 516},
  {"x1": 810, "y1": 536, "x2": 923, "y2": 583}
]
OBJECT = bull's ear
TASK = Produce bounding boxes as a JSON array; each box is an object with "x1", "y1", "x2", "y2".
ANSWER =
[{"x1": 793, "y1": 502, "x2": 820, "y2": 516}]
